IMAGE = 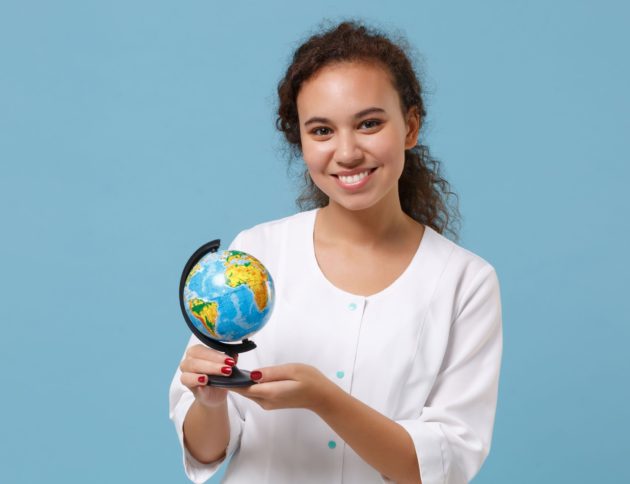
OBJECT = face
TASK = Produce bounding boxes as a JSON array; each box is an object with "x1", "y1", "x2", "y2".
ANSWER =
[{"x1": 296, "y1": 61, "x2": 419, "y2": 213}]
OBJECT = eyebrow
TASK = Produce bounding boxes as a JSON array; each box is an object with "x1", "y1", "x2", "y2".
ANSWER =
[{"x1": 303, "y1": 107, "x2": 386, "y2": 127}]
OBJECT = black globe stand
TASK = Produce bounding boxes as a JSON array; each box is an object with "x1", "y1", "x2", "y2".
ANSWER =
[{"x1": 179, "y1": 238, "x2": 258, "y2": 388}]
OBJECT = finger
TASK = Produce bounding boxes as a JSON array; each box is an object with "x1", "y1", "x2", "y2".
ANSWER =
[
  {"x1": 230, "y1": 382, "x2": 294, "y2": 411},
  {"x1": 231, "y1": 380, "x2": 286, "y2": 398},
  {"x1": 186, "y1": 344, "x2": 234, "y2": 365},
  {"x1": 230, "y1": 386, "x2": 265, "y2": 401},
  {"x1": 180, "y1": 372, "x2": 211, "y2": 389},
  {"x1": 248, "y1": 364, "x2": 297, "y2": 383},
  {"x1": 181, "y1": 345, "x2": 237, "y2": 370},
  {"x1": 180, "y1": 357, "x2": 235, "y2": 377}
]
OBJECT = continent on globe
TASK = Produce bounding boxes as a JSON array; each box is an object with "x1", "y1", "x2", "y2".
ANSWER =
[
  {"x1": 188, "y1": 298, "x2": 219, "y2": 338},
  {"x1": 225, "y1": 251, "x2": 270, "y2": 311},
  {"x1": 182, "y1": 248, "x2": 275, "y2": 342}
]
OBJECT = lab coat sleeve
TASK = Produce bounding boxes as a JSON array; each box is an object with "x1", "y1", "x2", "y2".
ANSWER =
[
  {"x1": 168, "y1": 232, "x2": 248, "y2": 483},
  {"x1": 394, "y1": 265, "x2": 503, "y2": 484},
  {"x1": 169, "y1": 348, "x2": 245, "y2": 483}
]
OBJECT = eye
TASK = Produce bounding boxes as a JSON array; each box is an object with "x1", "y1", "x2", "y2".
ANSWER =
[
  {"x1": 311, "y1": 126, "x2": 332, "y2": 137},
  {"x1": 359, "y1": 119, "x2": 383, "y2": 130}
]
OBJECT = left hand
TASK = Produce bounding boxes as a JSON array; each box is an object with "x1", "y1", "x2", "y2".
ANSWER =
[{"x1": 229, "y1": 363, "x2": 337, "y2": 412}]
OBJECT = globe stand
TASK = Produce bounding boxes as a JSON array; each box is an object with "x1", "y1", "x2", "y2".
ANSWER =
[{"x1": 179, "y1": 239, "x2": 258, "y2": 388}]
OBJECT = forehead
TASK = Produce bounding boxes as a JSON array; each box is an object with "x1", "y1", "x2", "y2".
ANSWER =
[{"x1": 296, "y1": 61, "x2": 401, "y2": 115}]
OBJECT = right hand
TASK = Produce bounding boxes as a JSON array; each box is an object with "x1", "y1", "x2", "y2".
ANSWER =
[{"x1": 179, "y1": 344, "x2": 237, "y2": 408}]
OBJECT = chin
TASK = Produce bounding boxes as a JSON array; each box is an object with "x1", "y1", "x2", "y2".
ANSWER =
[{"x1": 327, "y1": 196, "x2": 384, "y2": 213}]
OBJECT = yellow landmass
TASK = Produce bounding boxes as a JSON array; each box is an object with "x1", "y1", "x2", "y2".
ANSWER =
[
  {"x1": 225, "y1": 252, "x2": 269, "y2": 311},
  {"x1": 189, "y1": 298, "x2": 219, "y2": 337}
]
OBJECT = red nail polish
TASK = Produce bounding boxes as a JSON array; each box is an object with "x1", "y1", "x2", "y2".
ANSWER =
[
  {"x1": 221, "y1": 366, "x2": 232, "y2": 375},
  {"x1": 198, "y1": 376, "x2": 206, "y2": 383},
  {"x1": 225, "y1": 357, "x2": 236, "y2": 367},
  {"x1": 250, "y1": 370, "x2": 262, "y2": 381}
]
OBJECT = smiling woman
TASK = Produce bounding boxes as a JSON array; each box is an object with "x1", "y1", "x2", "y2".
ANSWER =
[
  {"x1": 169, "y1": 20, "x2": 502, "y2": 484},
  {"x1": 276, "y1": 22, "x2": 460, "y2": 241},
  {"x1": 296, "y1": 61, "x2": 419, "y2": 213}
]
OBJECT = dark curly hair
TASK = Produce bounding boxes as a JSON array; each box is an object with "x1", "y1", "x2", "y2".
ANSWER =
[{"x1": 276, "y1": 20, "x2": 460, "y2": 240}]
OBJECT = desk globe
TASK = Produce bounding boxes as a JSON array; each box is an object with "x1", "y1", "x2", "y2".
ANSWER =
[{"x1": 179, "y1": 239, "x2": 274, "y2": 387}]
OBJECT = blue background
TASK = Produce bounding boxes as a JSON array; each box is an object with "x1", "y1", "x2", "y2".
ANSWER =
[{"x1": 1, "y1": 1, "x2": 628, "y2": 483}]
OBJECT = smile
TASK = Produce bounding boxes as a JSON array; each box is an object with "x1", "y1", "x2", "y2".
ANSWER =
[
  {"x1": 333, "y1": 168, "x2": 377, "y2": 190},
  {"x1": 338, "y1": 170, "x2": 370, "y2": 185}
]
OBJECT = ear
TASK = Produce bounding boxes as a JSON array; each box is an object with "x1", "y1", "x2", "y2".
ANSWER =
[{"x1": 404, "y1": 106, "x2": 421, "y2": 150}]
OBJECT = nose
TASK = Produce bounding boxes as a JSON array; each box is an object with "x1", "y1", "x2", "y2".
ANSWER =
[{"x1": 334, "y1": 130, "x2": 363, "y2": 167}]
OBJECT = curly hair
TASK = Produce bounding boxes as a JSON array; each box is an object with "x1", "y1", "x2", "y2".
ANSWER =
[{"x1": 276, "y1": 20, "x2": 460, "y2": 240}]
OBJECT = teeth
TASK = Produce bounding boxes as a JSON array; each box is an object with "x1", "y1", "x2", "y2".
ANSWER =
[{"x1": 338, "y1": 170, "x2": 370, "y2": 185}]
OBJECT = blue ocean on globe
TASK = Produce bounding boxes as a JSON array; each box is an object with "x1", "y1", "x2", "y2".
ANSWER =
[{"x1": 183, "y1": 250, "x2": 274, "y2": 342}]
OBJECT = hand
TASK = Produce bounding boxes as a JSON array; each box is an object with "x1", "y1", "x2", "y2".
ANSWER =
[
  {"x1": 230, "y1": 363, "x2": 337, "y2": 412},
  {"x1": 179, "y1": 344, "x2": 237, "y2": 409}
]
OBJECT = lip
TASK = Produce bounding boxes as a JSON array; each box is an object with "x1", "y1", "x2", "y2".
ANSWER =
[
  {"x1": 332, "y1": 167, "x2": 377, "y2": 191},
  {"x1": 333, "y1": 167, "x2": 377, "y2": 177}
]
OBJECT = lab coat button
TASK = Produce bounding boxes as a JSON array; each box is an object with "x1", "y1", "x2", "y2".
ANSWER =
[
  {"x1": 328, "y1": 440, "x2": 337, "y2": 449},
  {"x1": 348, "y1": 302, "x2": 357, "y2": 311},
  {"x1": 336, "y1": 371, "x2": 345, "y2": 379}
]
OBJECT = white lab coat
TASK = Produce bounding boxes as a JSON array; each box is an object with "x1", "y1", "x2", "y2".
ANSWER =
[{"x1": 169, "y1": 208, "x2": 503, "y2": 484}]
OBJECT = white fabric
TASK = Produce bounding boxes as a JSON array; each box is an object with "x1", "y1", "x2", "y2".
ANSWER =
[{"x1": 169, "y1": 208, "x2": 502, "y2": 484}]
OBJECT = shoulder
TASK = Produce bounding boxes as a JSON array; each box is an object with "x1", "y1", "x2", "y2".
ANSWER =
[
  {"x1": 230, "y1": 210, "x2": 313, "y2": 249},
  {"x1": 227, "y1": 210, "x2": 316, "y2": 269},
  {"x1": 423, "y1": 226, "x2": 500, "y2": 311},
  {"x1": 427, "y1": 227, "x2": 496, "y2": 277}
]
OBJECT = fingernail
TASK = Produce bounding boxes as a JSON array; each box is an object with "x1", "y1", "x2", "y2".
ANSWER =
[
  {"x1": 221, "y1": 366, "x2": 232, "y2": 375},
  {"x1": 225, "y1": 357, "x2": 236, "y2": 367},
  {"x1": 250, "y1": 370, "x2": 262, "y2": 381},
  {"x1": 198, "y1": 375, "x2": 206, "y2": 383}
]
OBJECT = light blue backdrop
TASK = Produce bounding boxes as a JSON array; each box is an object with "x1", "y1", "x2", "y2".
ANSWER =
[{"x1": 1, "y1": 1, "x2": 628, "y2": 483}]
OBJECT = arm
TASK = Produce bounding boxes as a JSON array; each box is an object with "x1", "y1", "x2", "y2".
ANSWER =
[
  {"x1": 183, "y1": 398, "x2": 230, "y2": 464},
  {"x1": 395, "y1": 266, "x2": 503, "y2": 483},
  {"x1": 315, "y1": 383, "x2": 422, "y2": 483},
  {"x1": 169, "y1": 338, "x2": 245, "y2": 483},
  {"x1": 231, "y1": 364, "x2": 421, "y2": 483},
  {"x1": 177, "y1": 343, "x2": 235, "y2": 463}
]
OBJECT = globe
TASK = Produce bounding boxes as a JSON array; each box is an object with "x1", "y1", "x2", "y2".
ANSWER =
[{"x1": 182, "y1": 248, "x2": 275, "y2": 343}]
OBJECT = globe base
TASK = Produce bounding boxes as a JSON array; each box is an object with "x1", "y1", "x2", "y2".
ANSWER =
[{"x1": 207, "y1": 366, "x2": 255, "y2": 388}]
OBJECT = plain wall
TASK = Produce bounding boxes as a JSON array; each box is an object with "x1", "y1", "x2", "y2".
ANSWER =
[{"x1": 1, "y1": 1, "x2": 628, "y2": 482}]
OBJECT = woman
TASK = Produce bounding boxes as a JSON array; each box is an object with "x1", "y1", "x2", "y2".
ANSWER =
[{"x1": 169, "y1": 21, "x2": 502, "y2": 484}]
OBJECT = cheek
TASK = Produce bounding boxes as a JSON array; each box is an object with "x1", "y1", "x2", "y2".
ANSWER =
[
  {"x1": 301, "y1": 142, "x2": 331, "y2": 171},
  {"x1": 364, "y1": 133, "x2": 406, "y2": 163},
  {"x1": 301, "y1": 155, "x2": 323, "y2": 180}
]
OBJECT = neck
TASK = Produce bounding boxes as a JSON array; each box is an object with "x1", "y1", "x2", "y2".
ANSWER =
[{"x1": 316, "y1": 195, "x2": 412, "y2": 249}]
